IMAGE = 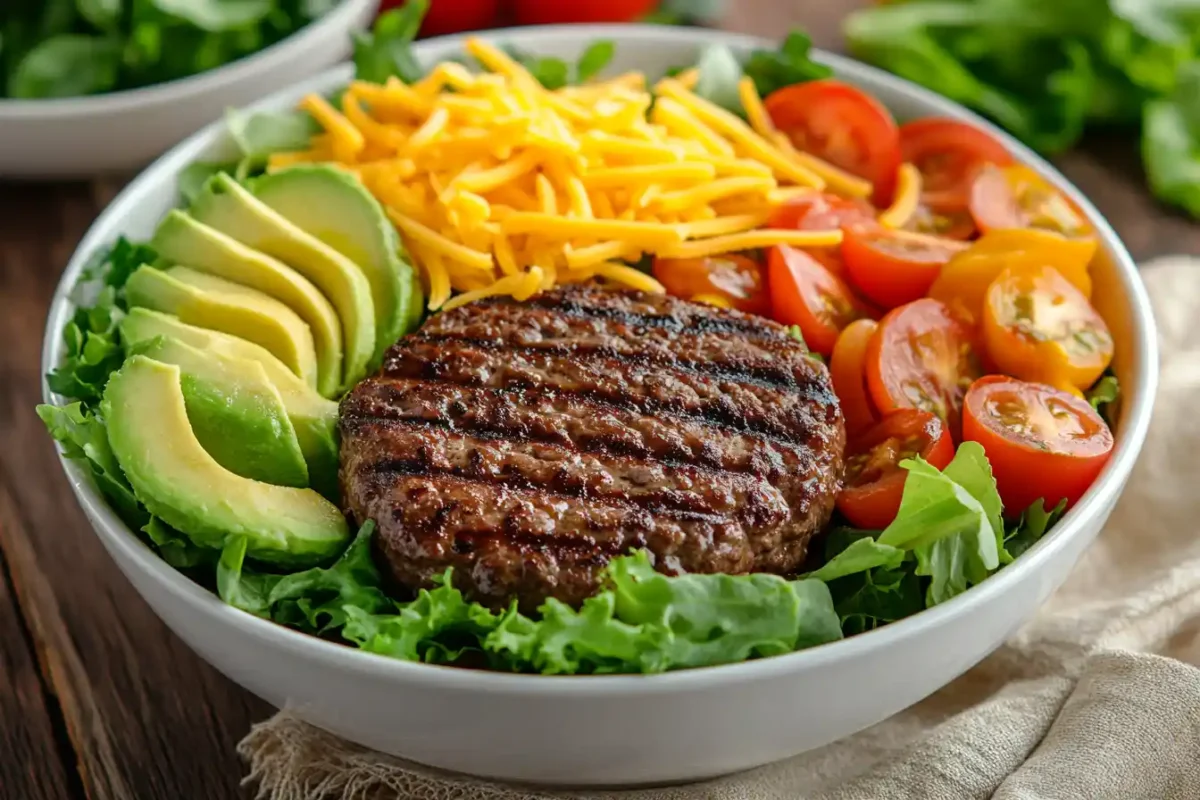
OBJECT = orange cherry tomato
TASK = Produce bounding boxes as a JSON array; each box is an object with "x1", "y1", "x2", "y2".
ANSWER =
[
  {"x1": 652, "y1": 254, "x2": 768, "y2": 315},
  {"x1": 836, "y1": 409, "x2": 955, "y2": 529},
  {"x1": 767, "y1": 245, "x2": 870, "y2": 356},
  {"x1": 830, "y1": 319, "x2": 880, "y2": 436},
  {"x1": 765, "y1": 80, "x2": 902, "y2": 206},
  {"x1": 899, "y1": 118, "x2": 1013, "y2": 210},
  {"x1": 866, "y1": 298, "x2": 982, "y2": 434},
  {"x1": 963, "y1": 376, "x2": 1114, "y2": 512},
  {"x1": 983, "y1": 265, "x2": 1114, "y2": 392},
  {"x1": 768, "y1": 192, "x2": 876, "y2": 278},
  {"x1": 928, "y1": 228, "x2": 1097, "y2": 325},
  {"x1": 969, "y1": 164, "x2": 1092, "y2": 238},
  {"x1": 842, "y1": 226, "x2": 969, "y2": 309}
]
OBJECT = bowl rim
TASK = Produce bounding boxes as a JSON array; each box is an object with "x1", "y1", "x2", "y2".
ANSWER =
[
  {"x1": 0, "y1": 0, "x2": 376, "y2": 117},
  {"x1": 41, "y1": 23, "x2": 1159, "y2": 692}
]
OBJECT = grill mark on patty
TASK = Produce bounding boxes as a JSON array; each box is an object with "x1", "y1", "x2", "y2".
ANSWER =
[
  {"x1": 409, "y1": 332, "x2": 811, "y2": 393},
  {"x1": 341, "y1": 378, "x2": 819, "y2": 479},
  {"x1": 381, "y1": 341, "x2": 838, "y2": 447}
]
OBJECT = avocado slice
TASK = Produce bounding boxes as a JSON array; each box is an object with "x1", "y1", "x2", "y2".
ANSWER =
[
  {"x1": 120, "y1": 308, "x2": 340, "y2": 501},
  {"x1": 191, "y1": 173, "x2": 375, "y2": 391},
  {"x1": 152, "y1": 211, "x2": 344, "y2": 398},
  {"x1": 250, "y1": 165, "x2": 418, "y2": 357},
  {"x1": 102, "y1": 356, "x2": 348, "y2": 566},
  {"x1": 131, "y1": 336, "x2": 310, "y2": 488},
  {"x1": 125, "y1": 265, "x2": 319, "y2": 390}
]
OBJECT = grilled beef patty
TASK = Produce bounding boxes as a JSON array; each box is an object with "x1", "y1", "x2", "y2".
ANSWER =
[{"x1": 339, "y1": 285, "x2": 846, "y2": 611}]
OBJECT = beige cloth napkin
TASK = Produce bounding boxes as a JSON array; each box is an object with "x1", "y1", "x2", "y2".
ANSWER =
[{"x1": 238, "y1": 257, "x2": 1200, "y2": 800}]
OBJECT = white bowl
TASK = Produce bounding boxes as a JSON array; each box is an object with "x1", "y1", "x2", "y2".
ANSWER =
[
  {"x1": 42, "y1": 25, "x2": 1158, "y2": 787},
  {"x1": 0, "y1": 0, "x2": 378, "y2": 178}
]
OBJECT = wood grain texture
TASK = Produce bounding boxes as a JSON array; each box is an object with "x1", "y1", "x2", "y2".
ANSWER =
[{"x1": 0, "y1": 2, "x2": 1196, "y2": 798}]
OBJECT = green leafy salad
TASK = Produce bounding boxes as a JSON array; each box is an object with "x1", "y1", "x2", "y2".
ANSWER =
[
  {"x1": 39, "y1": 9, "x2": 1077, "y2": 675},
  {"x1": 844, "y1": 0, "x2": 1200, "y2": 218},
  {"x1": 2, "y1": 0, "x2": 346, "y2": 99}
]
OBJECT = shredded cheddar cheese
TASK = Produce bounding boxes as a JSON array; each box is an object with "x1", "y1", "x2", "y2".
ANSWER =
[
  {"x1": 879, "y1": 163, "x2": 922, "y2": 229},
  {"x1": 290, "y1": 39, "x2": 860, "y2": 310}
]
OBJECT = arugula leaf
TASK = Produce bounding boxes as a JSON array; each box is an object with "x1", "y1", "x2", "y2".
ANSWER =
[
  {"x1": 1086, "y1": 373, "x2": 1120, "y2": 417},
  {"x1": 576, "y1": 40, "x2": 615, "y2": 83},
  {"x1": 829, "y1": 561, "x2": 923, "y2": 636},
  {"x1": 76, "y1": 0, "x2": 121, "y2": 31},
  {"x1": 1004, "y1": 497, "x2": 1067, "y2": 559},
  {"x1": 805, "y1": 536, "x2": 906, "y2": 583},
  {"x1": 36, "y1": 402, "x2": 146, "y2": 530},
  {"x1": 148, "y1": 0, "x2": 274, "y2": 32},
  {"x1": 353, "y1": 0, "x2": 427, "y2": 84},
  {"x1": 9, "y1": 34, "x2": 121, "y2": 98},
  {"x1": 45, "y1": 287, "x2": 124, "y2": 407},
  {"x1": 218, "y1": 535, "x2": 282, "y2": 616},
  {"x1": 144, "y1": 516, "x2": 212, "y2": 569},
  {"x1": 691, "y1": 44, "x2": 745, "y2": 114},
  {"x1": 743, "y1": 30, "x2": 833, "y2": 99}
]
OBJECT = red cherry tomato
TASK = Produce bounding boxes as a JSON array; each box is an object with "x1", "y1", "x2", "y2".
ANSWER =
[
  {"x1": 842, "y1": 226, "x2": 969, "y2": 309},
  {"x1": 830, "y1": 319, "x2": 880, "y2": 436},
  {"x1": 899, "y1": 118, "x2": 1013, "y2": 210},
  {"x1": 652, "y1": 254, "x2": 768, "y2": 315},
  {"x1": 512, "y1": 0, "x2": 657, "y2": 24},
  {"x1": 767, "y1": 245, "x2": 870, "y2": 356},
  {"x1": 968, "y1": 165, "x2": 1092, "y2": 238},
  {"x1": 384, "y1": 0, "x2": 500, "y2": 36},
  {"x1": 903, "y1": 203, "x2": 978, "y2": 241},
  {"x1": 837, "y1": 409, "x2": 955, "y2": 529},
  {"x1": 765, "y1": 80, "x2": 902, "y2": 206},
  {"x1": 962, "y1": 376, "x2": 1114, "y2": 512},
  {"x1": 865, "y1": 298, "x2": 982, "y2": 434},
  {"x1": 768, "y1": 193, "x2": 876, "y2": 277}
]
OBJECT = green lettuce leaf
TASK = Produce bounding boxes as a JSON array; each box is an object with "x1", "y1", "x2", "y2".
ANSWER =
[
  {"x1": 1004, "y1": 497, "x2": 1067, "y2": 559},
  {"x1": 502, "y1": 42, "x2": 616, "y2": 90},
  {"x1": 830, "y1": 561, "x2": 924, "y2": 636},
  {"x1": 743, "y1": 30, "x2": 833, "y2": 99},
  {"x1": 805, "y1": 536, "x2": 906, "y2": 583},
  {"x1": 144, "y1": 516, "x2": 212, "y2": 569},
  {"x1": 353, "y1": 0, "x2": 427, "y2": 84},
  {"x1": 575, "y1": 40, "x2": 616, "y2": 83}
]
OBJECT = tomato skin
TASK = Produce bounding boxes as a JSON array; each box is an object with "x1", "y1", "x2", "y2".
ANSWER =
[
  {"x1": 983, "y1": 265, "x2": 1114, "y2": 391},
  {"x1": 842, "y1": 226, "x2": 968, "y2": 309},
  {"x1": 963, "y1": 376, "x2": 1114, "y2": 512},
  {"x1": 512, "y1": 0, "x2": 656, "y2": 24},
  {"x1": 767, "y1": 245, "x2": 869, "y2": 356},
  {"x1": 764, "y1": 80, "x2": 902, "y2": 206},
  {"x1": 969, "y1": 165, "x2": 1092, "y2": 238},
  {"x1": 899, "y1": 118, "x2": 1013, "y2": 210},
  {"x1": 830, "y1": 319, "x2": 880, "y2": 436},
  {"x1": 388, "y1": 0, "x2": 500, "y2": 36},
  {"x1": 768, "y1": 193, "x2": 876, "y2": 277},
  {"x1": 865, "y1": 298, "x2": 981, "y2": 434},
  {"x1": 836, "y1": 409, "x2": 955, "y2": 529},
  {"x1": 652, "y1": 254, "x2": 769, "y2": 315}
]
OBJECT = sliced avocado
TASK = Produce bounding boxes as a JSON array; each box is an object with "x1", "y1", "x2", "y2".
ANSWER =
[
  {"x1": 120, "y1": 308, "x2": 341, "y2": 501},
  {"x1": 102, "y1": 356, "x2": 348, "y2": 566},
  {"x1": 152, "y1": 211, "x2": 344, "y2": 398},
  {"x1": 131, "y1": 336, "x2": 309, "y2": 488},
  {"x1": 250, "y1": 165, "x2": 418, "y2": 358},
  {"x1": 125, "y1": 265, "x2": 319, "y2": 390},
  {"x1": 191, "y1": 173, "x2": 375, "y2": 391}
]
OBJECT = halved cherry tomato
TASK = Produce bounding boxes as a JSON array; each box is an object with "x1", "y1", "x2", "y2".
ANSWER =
[
  {"x1": 768, "y1": 193, "x2": 876, "y2": 277},
  {"x1": 983, "y1": 265, "x2": 1114, "y2": 392},
  {"x1": 512, "y1": 0, "x2": 656, "y2": 24},
  {"x1": 836, "y1": 409, "x2": 955, "y2": 529},
  {"x1": 842, "y1": 226, "x2": 969, "y2": 309},
  {"x1": 928, "y1": 228, "x2": 1097, "y2": 325},
  {"x1": 652, "y1": 254, "x2": 768, "y2": 315},
  {"x1": 830, "y1": 319, "x2": 880, "y2": 436},
  {"x1": 865, "y1": 298, "x2": 981, "y2": 434},
  {"x1": 963, "y1": 376, "x2": 1114, "y2": 512},
  {"x1": 904, "y1": 203, "x2": 977, "y2": 241},
  {"x1": 765, "y1": 80, "x2": 902, "y2": 206},
  {"x1": 767, "y1": 245, "x2": 870, "y2": 356},
  {"x1": 899, "y1": 118, "x2": 1013, "y2": 210},
  {"x1": 969, "y1": 165, "x2": 1092, "y2": 237}
]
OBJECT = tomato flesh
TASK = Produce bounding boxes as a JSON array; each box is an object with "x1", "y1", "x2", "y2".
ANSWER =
[
  {"x1": 767, "y1": 245, "x2": 869, "y2": 356},
  {"x1": 830, "y1": 319, "x2": 880, "y2": 436},
  {"x1": 865, "y1": 298, "x2": 981, "y2": 434},
  {"x1": 765, "y1": 81, "x2": 902, "y2": 206},
  {"x1": 900, "y1": 118, "x2": 1013, "y2": 210},
  {"x1": 963, "y1": 375, "x2": 1114, "y2": 512},
  {"x1": 837, "y1": 409, "x2": 955, "y2": 529},
  {"x1": 842, "y1": 226, "x2": 968, "y2": 309},
  {"x1": 969, "y1": 165, "x2": 1091, "y2": 237},
  {"x1": 903, "y1": 203, "x2": 977, "y2": 240},
  {"x1": 652, "y1": 254, "x2": 768, "y2": 315}
]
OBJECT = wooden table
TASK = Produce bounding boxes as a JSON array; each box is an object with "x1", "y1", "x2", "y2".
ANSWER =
[{"x1": 0, "y1": 3, "x2": 1193, "y2": 798}]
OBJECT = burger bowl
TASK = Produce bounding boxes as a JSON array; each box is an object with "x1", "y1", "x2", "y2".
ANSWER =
[{"x1": 41, "y1": 25, "x2": 1157, "y2": 787}]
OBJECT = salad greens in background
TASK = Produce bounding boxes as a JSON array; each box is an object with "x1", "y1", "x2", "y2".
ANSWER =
[
  {"x1": 1, "y1": 0, "x2": 343, "y2": 99},
  {"x1": 844, "y1": 0, "x2": 1200, "y2": 218},
  {"x1": 37, "y1": 8, "x2": 1070, "y2": 674}
]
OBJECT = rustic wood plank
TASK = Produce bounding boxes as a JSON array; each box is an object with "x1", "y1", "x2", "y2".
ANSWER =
[
  {"x1": 0, "y1": 181, "x2": 270, "y2": 800},
  {"x1": 0, "y1": 522, "x2": 78, "y2": 800}
]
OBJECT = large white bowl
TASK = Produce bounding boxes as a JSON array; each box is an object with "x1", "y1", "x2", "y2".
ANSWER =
[
  {"x1": 0, "y1": 0, "x2": 377, "y2": 178},
  {"x1": 42, "y1": 26, "x2": 1158, "y2": 787}
]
